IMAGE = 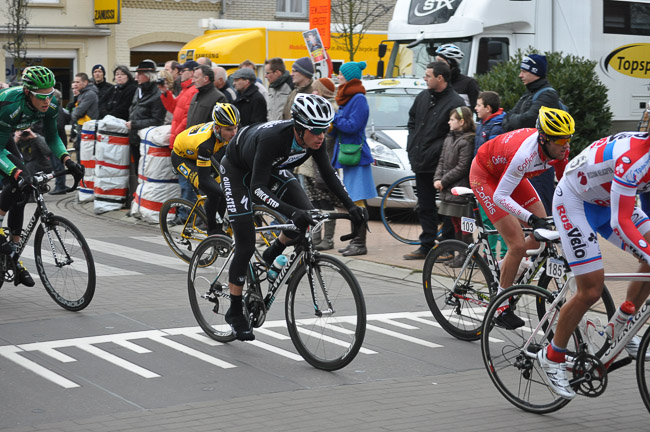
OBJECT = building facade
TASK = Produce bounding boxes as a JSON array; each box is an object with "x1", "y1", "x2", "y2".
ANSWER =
[{"x1": 0, "y1": 0, "x2": 392, "y2": 106}]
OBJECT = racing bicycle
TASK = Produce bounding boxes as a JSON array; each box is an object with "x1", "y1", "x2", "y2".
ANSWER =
[
  {"x1": 187, "y1": 211, "x2": 367, "y2": 371},
  {"x1": 159, "y1": 194, "x2": 286, "y2": 264},
  {"x1": 0, "y1": 170, "x2": 95, "y2": 311},
  {"x1": 481, "y1": 273, "x2": 650, "y2": 414},
  {"x1": 422, "y1": 187, "x2": 615, "y2": 341}
]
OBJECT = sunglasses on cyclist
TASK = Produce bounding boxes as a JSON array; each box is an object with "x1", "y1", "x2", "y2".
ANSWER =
[
  {"x1": 29, "y1": 89, "x2": 55, "y2": 100},
  {"x1": 550, "y1": 136, "x2": 571, "y2": 146},
  {"x1": 307, "y1": 127, "x2": 327, "y2": 135}
]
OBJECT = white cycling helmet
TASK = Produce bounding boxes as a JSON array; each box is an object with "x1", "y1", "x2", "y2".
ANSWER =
[
  {"x1": 435, "y1": 44, "x2": 464, "y2": 62},
  {"x1": 291, "y1": 94, "x2": 334, "y2": 129}
]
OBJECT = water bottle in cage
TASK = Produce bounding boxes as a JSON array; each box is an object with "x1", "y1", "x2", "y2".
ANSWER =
[{"x1": 267, "y1": 255, "x2": 288, "y2": 282}]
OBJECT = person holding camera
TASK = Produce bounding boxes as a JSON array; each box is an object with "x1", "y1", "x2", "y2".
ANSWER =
[
  {"x1": 159, "y1": 60, "x2": 198, "y2": 149},
  {"x1": 14, "y1": 128, "x2": 52, "y2": 175}
]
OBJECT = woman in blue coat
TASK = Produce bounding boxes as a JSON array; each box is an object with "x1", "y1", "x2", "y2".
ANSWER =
[{"x1": 331, "y1": 61, "x2": 375, "y2": 256}]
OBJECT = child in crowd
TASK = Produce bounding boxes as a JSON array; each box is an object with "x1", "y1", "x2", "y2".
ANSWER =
[{"x1": 434, "y1": 106, "x2": 476, "y2": 267}]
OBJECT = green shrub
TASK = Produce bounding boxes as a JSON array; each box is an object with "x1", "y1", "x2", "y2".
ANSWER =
[{"x1": 476, "y1": 48, "x2": 612, "y2": 157}]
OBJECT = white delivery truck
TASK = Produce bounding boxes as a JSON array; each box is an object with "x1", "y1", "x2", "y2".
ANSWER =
[{"x1": 380, "y1": 0, "x2": 650, "y2": 129}]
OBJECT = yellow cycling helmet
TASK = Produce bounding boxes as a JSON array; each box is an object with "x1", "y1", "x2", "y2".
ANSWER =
[
  {"x1": 536, "y1": 106, "x2": 575, "y2": 137},
  {"x1": 212, "y1": 103, "x2": 240, "y2": 127}
]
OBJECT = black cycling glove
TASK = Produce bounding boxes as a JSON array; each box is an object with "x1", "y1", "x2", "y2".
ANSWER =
[
  {"x1": 10, "y1": 168, "x2": 32, "y2": 188},
  {"x1": 291, "y1": 209, "x2": 314, "y2": 231},
  {"x1": 528, "y1": 214, "x2": 552, "y2": 230},
  {"x1": 64, "y1": 158, "x2": 85, "y2": 186},
  {"x1": 348, "y1": 205, "x2": 368, "y2": 226}
]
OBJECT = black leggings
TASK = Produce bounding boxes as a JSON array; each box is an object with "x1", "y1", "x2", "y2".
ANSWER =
[{"x1": 221, "y1": 157, "x2": 313, "y2": 285}]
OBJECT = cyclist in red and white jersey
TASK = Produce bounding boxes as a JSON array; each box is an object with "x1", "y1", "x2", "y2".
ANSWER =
[
  {"x1": 537, "y1": 131, "x2": 650, "y2": 400},
  {"x1": 470, "y1": 107, "x2": 573, "y2": 329}
]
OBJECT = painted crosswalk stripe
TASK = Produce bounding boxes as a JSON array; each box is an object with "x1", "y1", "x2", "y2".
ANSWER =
[
  {"x1": 85, "y1": 238, "x2": 189, "y2": 271},
  {"x1": 0, "y1": 345, "x2": 79, "y2": 389},
  {"x1": 22, "y1": 245, "x2": 141, "y2": 277}
]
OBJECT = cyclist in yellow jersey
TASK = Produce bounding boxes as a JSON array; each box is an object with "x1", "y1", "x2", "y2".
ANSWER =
[{"x1": 171, "y1": 103, "x2": 240, "y2": 235}]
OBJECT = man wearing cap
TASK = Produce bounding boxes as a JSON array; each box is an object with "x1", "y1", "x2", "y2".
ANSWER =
[
  {"x1": 91, "y1": 64, "x2": 113, "y2": 117},
  {"x1": 282, "y1": 56, "x2": 314, "y2": 120},
  {"x1": 265, "y1": 57, "x2": 294, "y2": 121},
  {"x1": 187, "y1": 64, "x2": 226, "y2": 127},
  {"x1": 159, "y1": 60, "x2": 198, "y2": 149},
  {"x1": 502, "y1": 53, "x2": 565, "y2": 213},
  {"x1": 232, "y1": 67, "x2": 267, "y2": 126},
  {"x1": 126, "y1": 59, "x2": 166, "y2": 200}
]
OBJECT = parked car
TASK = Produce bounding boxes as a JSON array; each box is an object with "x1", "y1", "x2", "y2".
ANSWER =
[{"x1": 362, "y1": 78, "x2": 425, "y2": 214}]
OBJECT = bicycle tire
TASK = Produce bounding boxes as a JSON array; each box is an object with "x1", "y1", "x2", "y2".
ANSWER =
[
  {"x1": 187, "y1": 235, "x2": 236, "y2": 342},
  {"x1": 285, "y1": 254, "x2": 366, "y2": 371},
  {"x1": 423, "y1": 239, "x2": 495, "y2": 341},
  {"x1": 537, "y1": 274, "x2": 616, "y2": 358},
  {"x1": 380, "y1": 175, "x2": 421, "y2": 245},
  {"x1": 481, "y1": 284, "x2": 575, "y2": 414},
  {"x1": 636, "y1": 325, "x2": 650, "y2": 414},
  {"x1": 160, "y1": 198, "x2": 209, "y2": 264},
  {"x1": 252, "y1": 205, "x2": 287, "y2": 247},
  {"x1": 33, "y1": 215, "x2": 95, "y2": 311}
]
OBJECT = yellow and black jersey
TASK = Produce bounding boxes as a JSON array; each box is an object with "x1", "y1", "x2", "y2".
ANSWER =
[{"x1": 173, "y1": 121, "x2": 227, "y2": 168}]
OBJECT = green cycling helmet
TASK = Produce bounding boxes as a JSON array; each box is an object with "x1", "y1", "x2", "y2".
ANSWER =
[{"x1": 22, "y1": 66, "x2": 56, "y2": 90}]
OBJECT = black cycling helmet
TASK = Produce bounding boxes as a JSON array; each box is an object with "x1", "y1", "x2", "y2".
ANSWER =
[
  {"x1": 22, "y1": 66, "x2": 56, "y2": 90},
  {"x1": 212, "y1": 103, "x2": 240, "y2": 127},
  {"x1": 291, "y1": 94, "x2": 334, "y2": 130}
]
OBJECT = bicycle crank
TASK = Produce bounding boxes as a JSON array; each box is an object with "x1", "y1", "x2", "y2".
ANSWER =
[{"x1": 570, "y1": 352, "x2": 608, "y2": 397}]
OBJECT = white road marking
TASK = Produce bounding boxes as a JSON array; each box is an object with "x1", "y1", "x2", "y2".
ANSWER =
[
  {"x1": 23, "y1": 245, "x2": 141, "y2": 277},
  {"x1": 1, "y1": 312, "x2": 462, "y2": 388},
  {"x1": 85, "y1": 238, "x2": 188, "y2": 272}
]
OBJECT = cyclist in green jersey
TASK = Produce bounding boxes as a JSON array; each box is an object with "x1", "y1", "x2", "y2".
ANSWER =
[{"x1": 0, "y1": 66, "x2": 85, "y2": 286}]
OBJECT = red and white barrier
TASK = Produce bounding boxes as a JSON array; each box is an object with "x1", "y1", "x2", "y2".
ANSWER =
[
  {"x1": 130, "y1": 125, "x2": 179, "y2": 223},
  {"x1": 93, "y1": 117, "x2": 130, "y2": 214},
  {"x1": 77, "y1": 120, "x2": 98, "y2": 202}
]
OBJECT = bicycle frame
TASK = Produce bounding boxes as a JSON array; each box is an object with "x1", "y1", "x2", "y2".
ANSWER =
[{"x1": 522, "y1": 272, "x2": 650, "y2": 370}]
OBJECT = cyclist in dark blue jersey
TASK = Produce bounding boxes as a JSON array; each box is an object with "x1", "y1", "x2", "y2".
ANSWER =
[{"x1": 220, "y1": 94, "x2": 367, "y2": 340}]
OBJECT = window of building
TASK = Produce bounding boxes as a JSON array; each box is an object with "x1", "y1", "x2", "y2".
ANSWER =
[
  {"x1": 27, "y1": 0, "x2": 62, "y2": 5},
  {"x1": 276, "y1": 0, "x2": 307, "y2": 18},
  {"x1": 604, "y1": 1, "x2": 650, "y2": 36}
]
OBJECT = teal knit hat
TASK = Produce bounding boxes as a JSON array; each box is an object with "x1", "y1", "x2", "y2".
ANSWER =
[{"x1": 339, "y1": 61, "x2": 367, "y2": 81}]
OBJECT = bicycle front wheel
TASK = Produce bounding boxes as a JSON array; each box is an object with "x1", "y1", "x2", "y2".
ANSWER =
[
  {"x1": 423, "y1": 239, "x2": 494, "y2": 341},
  {"x1": 380, "y1": 175, "x2": 421, "y2": 245},
  {"x1": 285, "y1": 254, "x2": 366, "y2": 371},
  {"x1": 636, "y1": 325, "x2": 650, "y2": 414},
  {"x1": 188, "y1": 235, "x2": 236, "y2": 342},
  {"x1": 481, "y1": 285, "x2": 576, "y2": 414},
  {"x1": 160, "y1": 198, "x2": 208, "y2": 264},
  {"x1": 34, "y1": 215, "x2": 95, "y2": 311}
]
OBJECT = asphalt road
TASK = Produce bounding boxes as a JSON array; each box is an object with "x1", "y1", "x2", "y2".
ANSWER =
[{"x1": 0, "y1": 193, "x2": 649, "y2": 431}]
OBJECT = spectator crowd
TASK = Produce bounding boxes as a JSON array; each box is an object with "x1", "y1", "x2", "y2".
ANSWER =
[{"x1": 3, "y1": 46, "x2": 569, "y2": 261}]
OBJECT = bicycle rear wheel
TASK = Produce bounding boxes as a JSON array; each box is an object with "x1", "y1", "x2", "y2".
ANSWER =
[
  {"x1": 252, "y1": 205, "x2": 287, "y2": 247},
  {"x1": 380, "y1": 175, "x2": 421, "y2": 245},
  {"x1": 481, "y1": 285, "x2": 575, "y2": 414},
  {"x1": 34, "y1": 215, "x2": 95, "y2": 311},
  {"x1": 423, "y1": 239, "x2": 494, "y2": 341},
  {"x1": 285, "y1": 254, "x2": 366, "y2": 371},
  {"x1": 160, "y1": 198, "x2": 208, "y2": 264},
  {"x1": 187, "y1": 235, "x2": 236, "y2": 342},
  {"x1": 636, "y1": 325, "x2": 650, "y2": 414}
]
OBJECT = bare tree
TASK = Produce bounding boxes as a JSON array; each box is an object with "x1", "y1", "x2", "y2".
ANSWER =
[
  {"x1": 330, "y1": 0, "x2": 393, "y2": 62},
  {"x1": 4, "y1": 0, "x2": 30, "y2": 71}
]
